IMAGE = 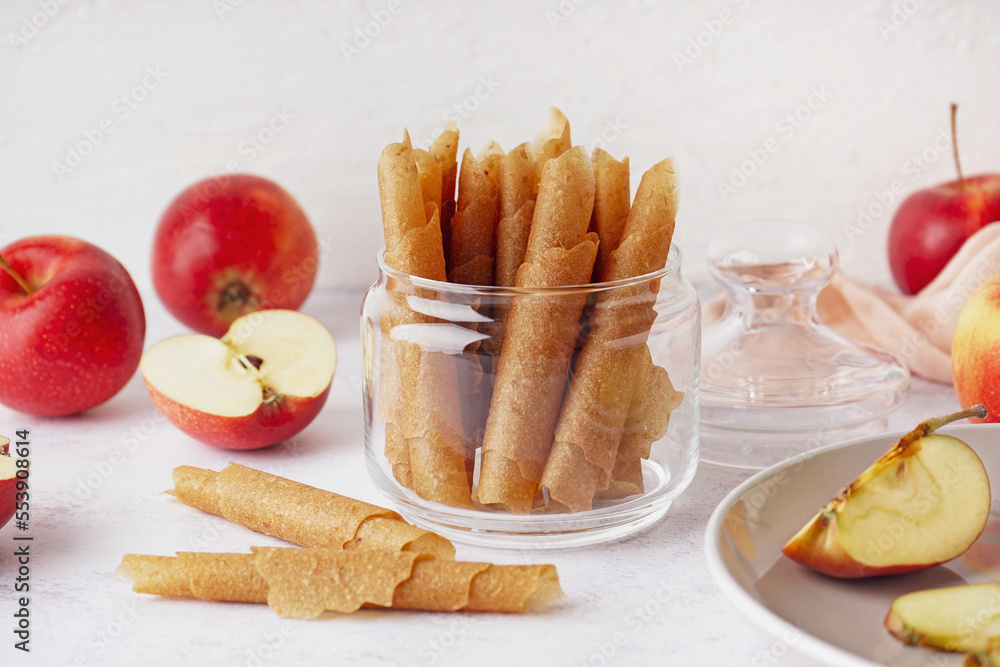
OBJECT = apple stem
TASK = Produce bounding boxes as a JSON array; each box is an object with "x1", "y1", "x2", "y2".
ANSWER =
[
  {"x1": 0, "y1": 253, "x2": 33, "y2": 295},
  {"x1": 951, "y1": 103, "x2": 966, "y2": 188},
  {"x1": 898, "y1": 404, "x2": 987, "y2": 451}
]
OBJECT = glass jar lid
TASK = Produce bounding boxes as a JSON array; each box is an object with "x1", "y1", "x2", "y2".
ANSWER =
[{"x1": 699, "y1": 220, "x2": 910, "y2": 469}]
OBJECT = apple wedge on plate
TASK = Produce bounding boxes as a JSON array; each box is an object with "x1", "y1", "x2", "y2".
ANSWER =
[
  {"x1": 886, "y1": 583, "x2": 1000, "y2": 655},
  {"x1": 782, "y1": 406, "x2": 991, "y2": 578},
  {"x1": 141, "y1": 309, "x2": 336, "y2": 450}
]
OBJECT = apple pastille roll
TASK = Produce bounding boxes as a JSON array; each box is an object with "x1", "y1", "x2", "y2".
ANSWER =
[
  {"x1": 449, "y1": 147, "x2": 499, "y2": 286},
  {"x1": 484, "y1": 142, "x2": 539, "y2": 369},
  {"x1": 447, "y1": 146, "x2": 502, "y2": 451},
  {"x1": 596, "y1": 347, "x2": 683, "y2": 501},
  {"x1": 588, "y1": 148, "x2": 630, "y2": 282},
  {"x1": 493, "y1": 142, "x2": 538, "y2": 289},
  {"x1": 378, "y1": 133, "x2": 476, "y2": 508},
  {"x1": 380, "y1": 138, "x2": 449, "y2": 488},
  {"x1": 532, "y1": 107, "x2": 572, "y2": 194},
  {"x1": 476, "y1": 146, "x2": 599, "y2": 514},
  {"x1": 429, "y1": 122, "x2": 459, "y2": 266},
  {"x1": 119, "y1": 549, "x2": 563, "y2": 619},
  {"x1": 169, "y1": 464, "x2": 455, "y2": 560},
  {"x1": 538, "y1": 158, "x2": 680, "y2": 512}
]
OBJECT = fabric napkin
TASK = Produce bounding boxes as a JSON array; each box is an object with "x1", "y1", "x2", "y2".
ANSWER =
[{"x1": 702, "y1": 222, "x2": 1000, "y2": 385}]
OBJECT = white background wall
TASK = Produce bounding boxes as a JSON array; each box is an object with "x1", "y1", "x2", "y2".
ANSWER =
[{"x1": 1, "y1": 0, "x2": 997, "y2": 296}]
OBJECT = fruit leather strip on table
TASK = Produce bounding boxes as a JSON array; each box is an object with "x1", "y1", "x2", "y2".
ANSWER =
[
  {"x1": 168, "y1": 464, "x2": 455, "y2": 559},
  {"x1": 119, "y1": 549, "x2": 563, "y2": 619}
]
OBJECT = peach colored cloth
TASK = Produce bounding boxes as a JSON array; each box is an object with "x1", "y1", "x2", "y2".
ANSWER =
[{"x1": 703, "y1": 223, "x2": 1000, "y2": 385}]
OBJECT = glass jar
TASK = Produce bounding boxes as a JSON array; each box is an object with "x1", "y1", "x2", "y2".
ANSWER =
[{"x1": 360, "y1": 245, "x2": 700, "y2": 549}]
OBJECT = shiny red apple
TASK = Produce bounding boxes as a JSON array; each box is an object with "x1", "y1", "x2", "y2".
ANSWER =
[
  {"x1": 152, "y1": 174, "x2": 319, "y2": 337},
  {"x1": 888, "y1": 105, "x2": 1000, "y2": 295},
  {"x1": 140, "y1": 309, "x2": 337, "y2": 450},
  {"x1": 0, "y1": 236, "x2": 146, "y2": 416},
  {"x1": 953, "y1": 274, "x2": 1000, "y2": 423}
]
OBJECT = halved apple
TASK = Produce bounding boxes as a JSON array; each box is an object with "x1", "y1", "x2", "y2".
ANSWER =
[
  {"x1": 886, "y1": 583, "x2": 1000, "y2": 656},
  {"x1": 140, "y1": 310, "x2": 337, "y2": 450},
  {"x1": 782, "y1": 406, "x2": 990, "y2": 578},
  {"x1": 1, "y1": 435, "x2": 17, "y2": 530}
]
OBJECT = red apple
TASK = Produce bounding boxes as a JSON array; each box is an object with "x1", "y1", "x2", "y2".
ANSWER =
[
  {"x1": 0, "y1": 435, "x2": 14, "y2": 531},
  {"x1": 888, "y1": 105, "x2": 1000, "y2": 295},
  {"x1": 0, "y1": 236, "x2": 146, "y2": 416},
  {"x1": 953, "y1": 274, "x2": 1000, "y2": 423},
  {"x1": 140, "y1": 309, "x2": 336, "y2": 450},
  {"x1": 152, "y1": 174, "x2": 319, "y2": 337}
]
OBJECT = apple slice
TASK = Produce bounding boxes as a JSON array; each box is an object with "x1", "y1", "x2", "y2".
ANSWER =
[
  {"x1": 782, "y1": 406, "x2": 990, "y2": 578},
  {"x1": 886, "y1": 583, "x2": 1000, "y2": 656},
  {"x1": 1, "y1": 435, "x2": 18, "y2": 531},
  {"x1": 140, "y1": 310, "x2": 337, "y2": 450}
]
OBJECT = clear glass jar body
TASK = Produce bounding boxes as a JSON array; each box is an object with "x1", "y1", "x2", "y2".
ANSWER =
[{"x1": 360, "y1": 245, "x2": 700, "y2": 549}]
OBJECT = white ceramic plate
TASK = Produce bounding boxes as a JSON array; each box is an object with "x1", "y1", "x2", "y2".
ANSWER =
[{"x1": 705, "y1": 424, "x2": 1000, "y2": 666}]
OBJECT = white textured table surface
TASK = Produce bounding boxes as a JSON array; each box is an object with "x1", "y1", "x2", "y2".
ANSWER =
[{"x1": 0, "y1": 290, "x2": 959, "y2": 667}]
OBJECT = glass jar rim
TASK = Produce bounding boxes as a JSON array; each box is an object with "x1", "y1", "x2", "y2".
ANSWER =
[{"x1": 375, "y1": 243, "x2": 683, "y2": 296}]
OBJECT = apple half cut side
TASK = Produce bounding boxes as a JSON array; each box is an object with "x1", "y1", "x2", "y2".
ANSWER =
[
  {"x1": 885, "y1": 583, "x2": 1000, "y2": 656},
  {"x1": 1, "y1": 436, "x2": 18, "y2": 530},
  {"x1": 782, "y1": 406, "x2": 991, "y2": 578},
  {"x1": 140, "y1": 310, "x2": 337, "y2": 450}
]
